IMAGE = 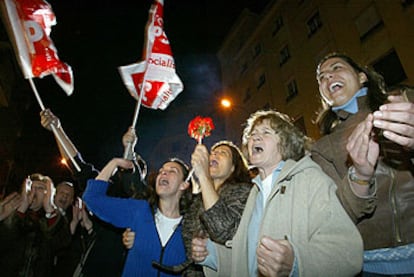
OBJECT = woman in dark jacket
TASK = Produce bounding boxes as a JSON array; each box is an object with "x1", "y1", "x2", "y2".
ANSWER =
[{"x1": 312, "y1": 52, "x2": 414, "y2": 275}]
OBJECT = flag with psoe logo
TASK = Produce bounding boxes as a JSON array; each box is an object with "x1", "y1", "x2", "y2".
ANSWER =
[
  {"x1": 118, "y1": 0, "x2": 183, "y2": 110},
  {"x1": 1, "y1": 0, "x2": 74, "y2": 95}
]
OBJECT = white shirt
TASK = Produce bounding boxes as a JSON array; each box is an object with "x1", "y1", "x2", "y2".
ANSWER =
[{"x1": 155, "y1": 209, "x2": 182, "y2": 246}]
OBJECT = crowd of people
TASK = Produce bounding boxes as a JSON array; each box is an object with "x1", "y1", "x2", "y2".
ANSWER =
[{"x1": 0, "y1": 53, "x2": 413, "y2": 277}]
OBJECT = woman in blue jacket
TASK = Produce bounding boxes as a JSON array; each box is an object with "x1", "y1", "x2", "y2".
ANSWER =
[{"x1": 83, "y1": 157, "x2": 192, "y2": 276}]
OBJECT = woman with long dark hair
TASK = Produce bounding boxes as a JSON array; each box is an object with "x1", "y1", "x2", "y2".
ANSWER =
[
  {"x1": 83, "y1": 157, "x2": 192, "y2": 276},
  {"x1": 312, "y1": 52, "x2": 414, "y2": 276}
]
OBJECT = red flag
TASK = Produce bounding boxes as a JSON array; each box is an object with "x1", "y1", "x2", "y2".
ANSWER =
[
  {"x1": 1, "y1": 0, "x2": 74, "y2": 95},
  {"x1": 118, "y1": 0, "x2": 183, "y2": 110}
]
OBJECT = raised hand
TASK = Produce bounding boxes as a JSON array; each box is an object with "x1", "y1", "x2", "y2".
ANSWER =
[
  {"x1": 42, "y1": 178, "x2": 56, "y2": 213},
  {"x1": 190, "y1": 144, "x2": 211, "y2": 194},
  {"x1": 73, "y1": 198, "x2": 82, "y2": 222},
  {"x1": 0, "y1": 192, "x2": 22, "y2": 221},
  {"x1": 346, "y1": 114, "x2": 379, "y2": 182},
  {"x1": 191, "y1": 145, "x2": 210, "y2": 180},
  {"x1": 122, "y1": 127, "x2": 137, "y2": 149},
  {"x1": 70, "y1": 199, "x2": 82, "y2": 234},
  {"x1": 18, "y1": 177, "x2": 34, "y2": 213},
  {"x1": 79, "y1": 205, "x2": 93, "y2": 234},
  {"x1": 40, "y1": 108, "x2": 61, "y2": 131},
  {"x1": 373, "y1": 94, "x2": 414, "y2": 149}
]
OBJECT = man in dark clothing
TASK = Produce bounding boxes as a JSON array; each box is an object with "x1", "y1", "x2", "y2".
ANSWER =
[
  {"x1": 40, "y1": 109, "x2": 147, "y2": 276},
  {"x1": 0, "y1": 174, "x2": 71, "y2": 277}
]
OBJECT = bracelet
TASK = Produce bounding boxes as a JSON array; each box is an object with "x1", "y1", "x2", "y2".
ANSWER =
[{"x1": 348, "y1": 166, "x2": 375, "y2": 186}]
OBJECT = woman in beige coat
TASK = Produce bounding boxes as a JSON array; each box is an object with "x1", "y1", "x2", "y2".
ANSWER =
[{"x1": 192, "y1": 110, "x2": 363, "y2": 277}]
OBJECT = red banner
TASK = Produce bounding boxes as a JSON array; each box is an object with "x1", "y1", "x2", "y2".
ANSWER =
[
  {"x1": 119, "y1": 0, "x2": 183, "y2": 110},
  {"x1": 2, "y1": 0, "x2": 74, "y2": 95}
]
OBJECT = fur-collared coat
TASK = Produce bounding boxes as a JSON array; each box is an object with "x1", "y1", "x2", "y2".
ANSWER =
[{"x1": 182, "y1": 180, "x2": 252, "y2": 276}]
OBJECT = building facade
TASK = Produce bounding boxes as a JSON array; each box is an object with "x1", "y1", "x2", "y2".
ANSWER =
[{"x1": 218, "y1": 0, "x2": 414, "y2": 142}]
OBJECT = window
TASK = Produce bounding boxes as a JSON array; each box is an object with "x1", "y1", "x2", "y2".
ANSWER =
[
  {"x1": 354, "y1": 4, "x2": 383, "y2": 41},
  {"x1": 253, "y1": 43, "x2": 262, "y2": 59},
  {"x1": 243, "y1": 89, "x2": 252, "y2": 103},
  {"x1": 262, "y1": 103, "x2": 271, "y2": 110},
  {"x1": 293, "y1": 116, "x2": 307, "y2": 135},
  {"x1": 272, "y1": 16, "x2": 284, "y2": 37},
  {"x1": 237, "y1": 40, "x2": 244, "y2": 52},
  {"x1": 279, "y1": 45, "x2": 290, "y2": 66},
  {"x1": 307, "y1": 11, "x2": 322, "y2": 37},
  {"x1": 240, "y1": 62, "x2": 248, "y2": 75},
  {"x1": 401, "y1": 0, "x2": 413, "y2": 8},
  {"x1": 257, "y1": 74, "x2": 266, "y2": 90},
  {"x1": 286, "y1": 79, "x2": 298, "y2": 102},
  {"x1": 372, "y1": 50, "x2": 407, "y2": 87}
]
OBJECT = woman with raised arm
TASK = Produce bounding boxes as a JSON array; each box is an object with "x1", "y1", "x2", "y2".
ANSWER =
[
  {"x1": 312, "y1": 53, "x2": 414, "y2": 276},
  {"x1": 83, "y1": 157, "x2": 192, "y2": 276}
]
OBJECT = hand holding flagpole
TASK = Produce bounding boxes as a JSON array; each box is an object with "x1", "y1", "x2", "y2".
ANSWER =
[{"x1": 2, "y1": 0, "x2": 79, "y2": 171}]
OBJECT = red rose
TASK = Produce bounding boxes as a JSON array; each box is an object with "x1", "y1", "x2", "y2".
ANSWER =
[{"x1": 187, "y1": 116, "x2": 215, "y2": 143}]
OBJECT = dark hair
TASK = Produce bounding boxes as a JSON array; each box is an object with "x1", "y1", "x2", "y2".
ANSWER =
[
  {"x1": 242, "y1": 110, "x2": 312, "y2": 162},
  {"x1": 56, "y1": 181, "x2": 74, "y2": 189},
  {"x1": 315, "y1": 53, "x2": 388, "y2": 135},
  {"x1": 168, "y1": 158, "x2": 190, "y2": 180},
  {"x1": 211, "y1": 140, "x2": 251, "y2": 185},
  {"x1": 147, "y1": 158, "x2": 192, "y2": 215},
  {"x1": 386, "y1": 84, "x2": 414, "y2": 98}
]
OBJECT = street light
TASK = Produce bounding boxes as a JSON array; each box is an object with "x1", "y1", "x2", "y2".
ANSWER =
[
  {"x1": 219, "y1": 97, "x2": 249, "y2": 142},
  {"x1": 220, "y1": 97, "x2": 250, "y2": 113},
  {"x1": 220, "y1": 98, "x2": 232, "y2": 109}
]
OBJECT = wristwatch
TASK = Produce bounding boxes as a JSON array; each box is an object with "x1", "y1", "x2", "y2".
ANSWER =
[{"x1": 348, "y1": 166, "x2": 375, "y2": 186}]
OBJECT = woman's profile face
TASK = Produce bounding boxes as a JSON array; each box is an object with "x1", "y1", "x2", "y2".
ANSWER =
[
  {"x1": 209, "y1": 145, "x2": 235, "y2": 183},
  {"x1": 317, "y1": 57, "x2": 367, "y2": 107}
]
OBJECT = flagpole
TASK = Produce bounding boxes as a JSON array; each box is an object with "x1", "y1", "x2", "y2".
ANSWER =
[
  {"x1": 123, "y1": 0, "x2": 154, "y2": 160},
  {"x1": 28, "y1": 78, "x2": 81, "y2": 172},
  {"x1": 121, "y1": 0, "x2": 183, "y2": 159},
  {"x1": 123, "y1": 0, "x2": 152, "y2": 160},
  {"x1": 28, "y1": 78, "x2": 45, "y2": 110},
  {"x1": 129, "y1": 0, "x2": 156, "y2": 129},
  {"x1": 132, "y1": 84, "x2": 144, "y2": 129},
  {"x1": 123, "y1": 75, "x2": 145, "y2": 160}
]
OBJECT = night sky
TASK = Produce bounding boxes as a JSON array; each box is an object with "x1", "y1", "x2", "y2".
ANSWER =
[{"x1": 7, "y1": 0, "x2": 270, "y2": 182}]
